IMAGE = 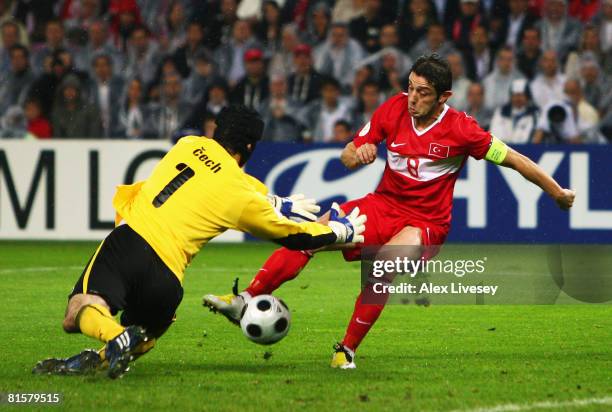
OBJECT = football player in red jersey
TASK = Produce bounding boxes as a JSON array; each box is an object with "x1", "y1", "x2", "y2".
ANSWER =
[{"x1": 203, "y1": 54, "x2": 576, "y2": 369}]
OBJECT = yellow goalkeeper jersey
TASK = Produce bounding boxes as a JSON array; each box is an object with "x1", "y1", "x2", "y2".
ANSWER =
[{"x1": 113, "y1": 136, "x2": 334, "y2": 283}]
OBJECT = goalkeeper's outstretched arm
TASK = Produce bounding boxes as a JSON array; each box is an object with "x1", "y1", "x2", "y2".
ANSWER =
[{"x1": 236, "y1": 194, "x2": 366, "y2": 250}]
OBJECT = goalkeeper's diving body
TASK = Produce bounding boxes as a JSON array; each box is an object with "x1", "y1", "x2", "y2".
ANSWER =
[{"x1": 33, "y1": 105, "x2": 366, "y2": 379}]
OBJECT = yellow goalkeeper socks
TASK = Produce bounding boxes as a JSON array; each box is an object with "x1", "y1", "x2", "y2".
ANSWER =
[{"x1": 76, "y1": 304, "x2": 125, "y2": 343}]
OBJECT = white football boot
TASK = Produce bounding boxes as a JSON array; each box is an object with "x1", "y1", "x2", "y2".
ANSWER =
[{"x1": 203, "y1": 279, "x2": 250, "y2": 325}]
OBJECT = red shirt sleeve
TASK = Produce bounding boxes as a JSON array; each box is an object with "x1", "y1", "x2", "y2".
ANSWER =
[
  {"x1": 459, "y1": 113, "x2": 493, "y2": 160},
  {"x1": 352, "y1": 93, "x2": 404, "y2": 148}
]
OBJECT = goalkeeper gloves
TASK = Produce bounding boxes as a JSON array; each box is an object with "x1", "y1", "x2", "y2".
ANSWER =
[
  {"x1": 268, "y1": 194, "x2": 321, "y2": 222},
  {"x1": 327, "y1": 202, "x2": 367, "y2": 243}
]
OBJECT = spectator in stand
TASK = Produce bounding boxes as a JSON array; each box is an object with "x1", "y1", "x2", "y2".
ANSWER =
[
  {"x1": 489, "y1": 78, "x2": 539, "y2": 143},
  {"x1": 268, "y1": 24, "x2": 301, "y2": 77},
  {"x1": 76, "y1": 20, "x2": 124, "y2": 76},
  {"x1": 124, "y1": 26, "x2": 161, "y2": 86},
  {"x1": 314, "y1": 22, "x2": 365, "y2": 90},
  {"x1": 0, "y1": 4, "x2": 29, "y2": 47},
  {"x1": 298, "y1": 76, "x2": 352, "y2": 142},
  {"x1": 446, "y1": 51, "x2": 472, "y2": 111},
  {"x1": 87, "y1": 53, "x2": 124, "y2": 138},
  {"x1": 142, "y1": 72, "x2": 192, "y2": 139},
  {"x1": 350, "y1": 80, "x2": 382, "y2": 132},
  {"x1": 568, "y1": 0, "x2": 601, "y2": 23},
  {"x1": 372, "y1": 48, "x2": 412, "y2": 93},
  {"x1": 563, "y1": 78, "x2": 602, "y2": 141},
  {"x1": 483, "y1": 46, "x2": 525, "y2": 110},
  {"x1": 183, "y1": 50, "x2": 219, "y2": 106},
  {"x1": 462, "y1": 24, "x2": 496, "y2": 81},
  {"x1": 409, "y1": 23, "x2": 456, "y2": 61},
  {"x1": 498, "y1": 0, "x2": 539, "y2": 49},
  {"x1": 516, "y1": 27, "x2": 543, "y2": 80},
  {"x1": 1, "y1": 20, "x2": 22, "y2": 74},
  {"x1": 379, "y1": 24, "x2": 400, "y2": 50},
  {"x1": 51, "y1": 74, "x2": 102, "y2": 138},
  {"x1": 431, "y1": 0, "x2": 461, "y2": 32},
  {"x1": 27, "y1": 53, "x2": 70, "y2": 117},
  {"x1": 256, "y1": 1, "x2": 284, "y2": 55},
  {"x1": 55, "y1": 48, "x2": 90, "y2": 86},
  {"x1": 0, "y1": 45, "x2": 35, "y2": 115},
  {"x1": 23, "y1": 97, "x2": 52, "y2": 139},
  {"x1": 30, "y1": 19, "x2": 66, "y2": 75},
  {"x1": 564, "y1": 25, "x2": 612, "y2": 79},
  {"x1": 63, "y1": 0, "x2": 102, "y2": 32},
  {"x1": 398, "y1": 0, "x2": 438, "y2": 53},
  {"x1": 351, "y1": 64, "x2": 374, "y2": 98},
  {"x1": 118, "y1": 77, "x2": 145, "y2": 139},
  {"x1": 182, "y1": 79, "x2": 230, "y2": 133},
  {"x1": 303, "y1": 2, "x2": 331, "y2": 47},
  {"x1": 0, "y1": 106, "x2": 28, "y2": 138},
  {"x1": 173, "y1": 21, "x2": 210, "y2": 79},
  {"x1": 449, "y1": 0, "x2": 487, "y2": 52},
  {"x1": 529, "y1": 49, "x2": 566, "y2": 109},
  {"x1": 230, "y1": 48, "x2": 270, "y2": 110},
  {"x1": 332, "y1": 119, "x2": 354, "y2": 143},
  {"x1": 205, "y1": 81, "x2": 230, "y2": 115},
  {"x1": 594, "y1": 0, "x2": 612, "y2": 52},
  {"x1": 579, "y1": 54, "x2": 610, "y2": 112},
  {"x1": 159, "y1": 0, "x2": 187, "y2": 54},
  {"x1": 108, "y1": 0, "x2": 142, "y2": 53},
  {"x1": 349, "y1": 0, "x2": 389, "y2": 53},
  {"x1": 287, "y1": 44, "x2": 323, "y2": 106},
  {"x1": 465, "y1": 82, "x2": 493, "y2": 129},
  {"x1": 536, "y1": 0, "x2": 582, "y2": 62},
  {"x1": 206, "y1": 0, "x2": 238, "y2": 50},
  {"x1": 532, "y1": 100, "x2": 580, "y2": 143},
  {"x1": 215, "y1": 19, "x2": 262, "y2": 87},
  {"x1": 259, "y1": 74, "x2": 302, "y2": 142}
]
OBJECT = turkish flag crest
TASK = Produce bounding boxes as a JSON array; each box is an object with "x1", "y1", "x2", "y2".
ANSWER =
[{"x1": 429, "y1": 143, "x2": 450, "y2": 158}]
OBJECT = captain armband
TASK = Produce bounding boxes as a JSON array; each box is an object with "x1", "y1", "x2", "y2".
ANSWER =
[{"x1": 484, "y1": 135, "x2": 508, "y2": 164}]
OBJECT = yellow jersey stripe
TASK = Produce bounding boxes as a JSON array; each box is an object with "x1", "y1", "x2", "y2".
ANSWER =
[{"x1": 82, "y1": 240, "x2": 105, "y2": 294}]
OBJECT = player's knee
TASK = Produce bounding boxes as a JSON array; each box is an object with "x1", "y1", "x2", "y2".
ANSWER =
[{"x1": 62, "y1": 316, "x2": 78, "y2": 333}]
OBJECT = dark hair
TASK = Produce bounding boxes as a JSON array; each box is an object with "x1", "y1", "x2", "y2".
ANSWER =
[
  {"x1": 320, "y1": 76, "x2": 341, "y2": 90},
  {"x1": 409, "y1": 54, "x2": 452, "y2": 97},
  {"x1": 91, "y1": 53, "x2": 112, "y2": 67},
  {"x1": 360, "y1": 80, "x2": 379, "y2": 93},
  {"x1": 9, "y1": 44, "x2": 29, "y2": 58},
  {"x1": 334, "y1": 119, "x2": 351, "y2": 130},
  {"x1": 213, "y1": 105, "x2": 264, "y2": 162}
]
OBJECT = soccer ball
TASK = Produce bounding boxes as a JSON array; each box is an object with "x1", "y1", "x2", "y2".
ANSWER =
[{"x1": 240, "y1": 295, "x2": 291, "y2": 345}]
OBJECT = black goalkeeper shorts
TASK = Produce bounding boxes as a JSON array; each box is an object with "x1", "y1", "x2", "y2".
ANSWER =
[{"x1": 69, "y1": 224, "x2": 183, "y2": 338}]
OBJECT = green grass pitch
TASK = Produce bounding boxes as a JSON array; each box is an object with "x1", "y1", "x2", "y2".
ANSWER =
[{"x1": 0, "y1": 242, "x2": 610, "y2": 411}]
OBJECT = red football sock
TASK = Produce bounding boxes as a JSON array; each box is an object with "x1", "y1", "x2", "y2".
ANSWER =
[
  {"x1": 341, "y1": 282, "x2": 389, "y2": 351},
  {"x1": 245, "y1": 247, "x2": 312, "y2": 296}
]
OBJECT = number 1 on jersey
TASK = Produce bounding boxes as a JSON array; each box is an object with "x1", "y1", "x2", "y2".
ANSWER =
[{"x1": 152, "y1": 163, "x2": 195, "y2": 208}]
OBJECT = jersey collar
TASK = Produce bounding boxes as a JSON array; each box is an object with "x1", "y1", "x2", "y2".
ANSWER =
[{"x1": 411, "y1": 104, "x2": 449, "y2": 136}]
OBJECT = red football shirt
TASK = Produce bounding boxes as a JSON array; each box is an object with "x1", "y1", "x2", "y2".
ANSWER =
[{"x1": 352, "y1": 93, "x2": 492, "y2": 228}]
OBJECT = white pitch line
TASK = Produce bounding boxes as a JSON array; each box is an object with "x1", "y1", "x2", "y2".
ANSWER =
[{"x1": 452, "y1": 396, "x2": 612, "y2": 412}]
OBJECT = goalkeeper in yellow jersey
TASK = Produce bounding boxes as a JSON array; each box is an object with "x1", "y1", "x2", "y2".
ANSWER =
[{"x1": 33, "y1": 105, "x2": 366, "y2": 379}]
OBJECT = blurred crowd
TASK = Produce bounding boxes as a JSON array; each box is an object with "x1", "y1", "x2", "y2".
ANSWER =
[{"x1": 0, "y1": 0, "x2": 610, "y2": 144}]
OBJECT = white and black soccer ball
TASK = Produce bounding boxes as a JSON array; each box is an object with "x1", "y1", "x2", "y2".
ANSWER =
[{"x1": 240, "y1": 295, "x2": 291, "y2": 345}]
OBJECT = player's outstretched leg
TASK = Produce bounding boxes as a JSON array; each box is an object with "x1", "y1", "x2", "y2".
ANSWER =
[
  {"x1": 33, "y1": 349, "x2": 103, "y2": 375},
  {"x1": 203, "y1": 247, "x2": 313, "y2": 324},
  {"x1": 331, "y1": 284, "x2": 388, "y2": 369},
  {"x1": 332, "y1": 226, "x2": 424, "y2": 369}
]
